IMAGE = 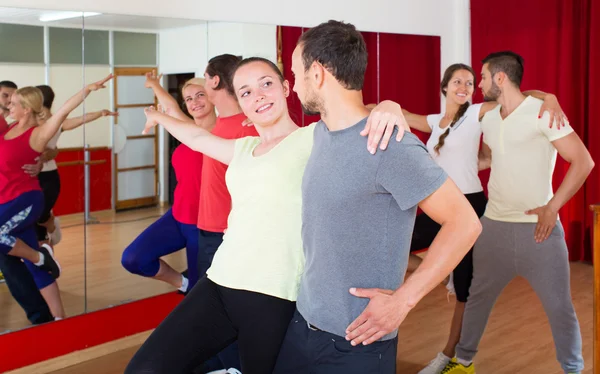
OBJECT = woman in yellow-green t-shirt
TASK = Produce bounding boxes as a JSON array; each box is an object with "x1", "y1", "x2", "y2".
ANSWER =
[{"x1": 126, "y1": 57, "x2": 401, "y2": 374}]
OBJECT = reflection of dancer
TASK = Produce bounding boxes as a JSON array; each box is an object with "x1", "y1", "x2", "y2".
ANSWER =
[
  {"x1": 0, "y1": 75, "x2": 112, "y2": 320},
  {"x1": 442, "y1": 51, "x2": 593, "y2": 374},
  {"x1": 125, "y1": 57, "x2": 403, "y2": 374},
  {"x1": 121, "y1": 75, "x2": 216, "y2": 292},
  {"x1": 0, "y1": 80, "x2": 54, "y2": 324},
  {"x1": 383, "y1": 63, "x2": 565, "y2": 374},
  {"x1": 34, "y1": 84, "x2": 118, "y2": 248},
  {"x1": 0, "y1": 80, "x2": 17, "y2": 124}
]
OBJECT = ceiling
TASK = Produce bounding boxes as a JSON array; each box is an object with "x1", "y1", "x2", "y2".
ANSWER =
[{"x1": 0, "y1": 7, "x2": 205, "y2": 31}]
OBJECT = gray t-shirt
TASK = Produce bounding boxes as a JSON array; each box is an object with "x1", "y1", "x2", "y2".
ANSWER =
[{"x1": 297, "y1": 118, "x2": 447, "y2": 341}]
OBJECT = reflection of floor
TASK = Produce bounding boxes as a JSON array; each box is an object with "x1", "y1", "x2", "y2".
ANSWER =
[
  {"x1": 0, "y1": 206, "x2": 185, "y2": 333},
  {"x1": 46, "y1": 263, "x2": 594, "y2": 374}
]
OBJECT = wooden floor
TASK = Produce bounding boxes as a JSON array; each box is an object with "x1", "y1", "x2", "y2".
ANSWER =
[
  {"x1": 1, "y1": 207, "x2": 594, "y2": 373},
  {"x1": 1, "y1": 206, "x2": 185, "y2": 333},
  {"x1": 46, "y1": 263, "x2": 593, "y2": 374}
]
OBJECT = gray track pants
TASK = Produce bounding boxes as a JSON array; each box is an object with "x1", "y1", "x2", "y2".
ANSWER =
[{"x1": 455, "y1": 217, "x2": 584, "y2": 373}]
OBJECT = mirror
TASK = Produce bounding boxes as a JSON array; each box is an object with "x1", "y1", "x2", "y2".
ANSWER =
[{"x1": 0, "y1": 7, "x2": 86, "y2": 332}]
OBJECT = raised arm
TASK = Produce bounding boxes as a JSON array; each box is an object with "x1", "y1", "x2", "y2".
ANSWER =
[
  {"x1": 61, "y1": 110, "x2": 118, "y2": 131},
  {"x1": 143, "y1": 106, "x2": 235, "y2": 165},
  {"x1": 30, "y1": 74, "x2": 113, "y2": 152},
  {"x1": 478, "y1": 141, "x2": 492, "y2": 170},
  {"x1": 144, "y1": 71, "x2": 189, "y2": 122},
  {"x1": 402, "y1": 108, "x2": 432, "y2": 134}
]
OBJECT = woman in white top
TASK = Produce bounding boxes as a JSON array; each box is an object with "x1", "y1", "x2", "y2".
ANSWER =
[
  {"x1": 394, "y1": 63, "x2": 565, "y2": 374},
  {"x1": 34, "y1": 85, "x2": 117, "y2": 249}
]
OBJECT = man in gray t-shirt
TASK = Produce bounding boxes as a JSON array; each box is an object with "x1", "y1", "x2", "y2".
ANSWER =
[
  {"x1": 299, "y1": 121, "x2": 447, "y2": 341},
  {"x1": 273, "y1": 20, "x2": 482, "y2": 374}
]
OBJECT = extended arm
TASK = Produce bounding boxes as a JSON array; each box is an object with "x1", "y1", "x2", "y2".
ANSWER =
[
  {"x1": 62, "y1": 110, "x2": 117, "y2": 131},
  {"x1": 31, "y1": 74, "x2": 113, "y2": 152},
  {"x1": 145, "y1": 71, "x2": 189, "y2": 122},
  {"x1": 143, "y1": 107, "x2": 235, "y2": 165}
]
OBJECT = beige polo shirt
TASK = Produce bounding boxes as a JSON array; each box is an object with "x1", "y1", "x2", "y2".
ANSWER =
[{"x1": 482, "y1": 96, "x2": 573, "y2": 223}]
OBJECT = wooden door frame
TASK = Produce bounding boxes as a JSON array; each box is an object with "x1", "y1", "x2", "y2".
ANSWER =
[{"x1": 113, "y1": 67, "x2": 159, "y2": 211}]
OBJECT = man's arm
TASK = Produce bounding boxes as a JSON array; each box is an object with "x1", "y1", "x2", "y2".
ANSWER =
[
  {"x1": 345, "y1": 179, "x2": 482, "y2": 345},
  {"x1": 525, "y1": 132, "x2": 595, "y2": 242}
]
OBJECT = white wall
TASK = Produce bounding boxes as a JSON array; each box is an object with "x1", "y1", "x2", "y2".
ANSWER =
[
  {"x1": 0, "y1": 63, "x2": 45, "y2": 87},
  {"x1": 4, "y1": 0, "x2": 472, "y2": 70},
  {"x1": 158, "y1": 23, "x2": 208, "y2": 76},
  {"x1": 207, "y1": 22, "x2": 277, "y2": 62}
]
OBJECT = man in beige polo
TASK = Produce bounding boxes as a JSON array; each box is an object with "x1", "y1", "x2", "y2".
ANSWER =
[{"x1": 442, "y1": 51, "x2": 594, "y2": 374}]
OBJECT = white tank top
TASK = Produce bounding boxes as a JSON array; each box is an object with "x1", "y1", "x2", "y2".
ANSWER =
[
  {"x1": 41, "y1": 129, "x2": 61, "y2": 172},
  {"x1": 425, "y1": 103, "x2": 483, "y2": 194}
]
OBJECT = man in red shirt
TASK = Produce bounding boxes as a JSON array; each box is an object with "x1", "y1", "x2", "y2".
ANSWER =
[{"x1": 196, "y1": 55, "x2": 258, "y2": 276}]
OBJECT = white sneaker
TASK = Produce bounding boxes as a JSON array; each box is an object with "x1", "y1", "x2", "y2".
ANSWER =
[
  {"x1": 418, "y1": 352, "x2": 451, "y2": 374},
  {"x1": 206, "y1": 370, "x2": 227, "y2": 374},
  {"x1": 49, "y1": 216, "x2": 62, "y2": 245},
  {"x1": 177, "y1": 275, "x2": 189, "y2": 293},
  {"x1": 226, "y1": 369, "x2": 242, "y2": 374}
]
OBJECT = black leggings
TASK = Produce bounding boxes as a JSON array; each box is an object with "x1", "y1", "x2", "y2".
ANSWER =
[
  {"x1": 36, "y1": 170, "x2": 61, "y2": 241},
  {"x1": 409, "y1": 191, "x2": 487, "y2": 302},
  {"x1": 125, "y1": 277, "x2": 296, "y2": 374}
]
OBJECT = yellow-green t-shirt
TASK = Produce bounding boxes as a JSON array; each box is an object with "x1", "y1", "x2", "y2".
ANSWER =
[{"x1": 206, "y1": 124, "x2": 315, "y2": 301}]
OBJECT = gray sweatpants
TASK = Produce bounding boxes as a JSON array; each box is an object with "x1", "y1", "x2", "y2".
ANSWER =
[{"x1": 455, "y1": 217, "x2": 584, "y2": 373}]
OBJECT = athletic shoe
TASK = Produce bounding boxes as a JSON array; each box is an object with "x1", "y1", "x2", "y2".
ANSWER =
[
  {"x1": 441, "y1": 359, "x2": 475, "y2": 374},
  {"x1": 37, "y1": 243, "x2": 61, "y2": 279},
  {"x1": 49, "y1": 216, "x2": 62, "y2": 245},
  {"x1": 206, "y1": 371, "x2": 227, "y2": 374},
  {"x1": 226, "y1": 369, "x2": 242, "y2": 374},
  {"x1": 418, "y1": 352, "x2": 451, "y2": 374}
]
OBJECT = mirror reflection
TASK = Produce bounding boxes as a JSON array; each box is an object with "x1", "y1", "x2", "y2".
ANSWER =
[{"x1": 0, "y1": 7, "x2": 87, "y2": 332}]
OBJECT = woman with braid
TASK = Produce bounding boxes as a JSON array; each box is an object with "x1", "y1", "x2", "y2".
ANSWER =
[{"x1": 384, "y1": 63, "x2": 567, "y2": 374}]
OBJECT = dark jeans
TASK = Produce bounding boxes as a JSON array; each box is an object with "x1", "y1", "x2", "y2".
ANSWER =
[
  {"x1": 0, "y1": 253, "x2": 53, "y2": 324},
  {"x1": 125, "y1": 277, "x2": 296, "y2": 374},
  {"x1": 274, "y1": 309, "x2": 398, "y2": 374},
  {"x1": 36, "y1": 169, "x2": 61, "y2": 241}
]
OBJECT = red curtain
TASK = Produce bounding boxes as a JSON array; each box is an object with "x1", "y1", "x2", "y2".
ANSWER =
[
  {"x1": 279, "y1": 26, "x2": 440, "y2": 138},
  {"x1": 471, "y1": 0, "x2": 600, "y2": 261}
]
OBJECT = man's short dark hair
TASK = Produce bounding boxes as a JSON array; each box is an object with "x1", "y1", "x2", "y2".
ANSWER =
[
  {"x1": 482, "y1": 51, "x2": 524, "y2": 87},
  {"x1": 205, "y1": 54, "x2": 242, "y2": 96},
  {"x1": 298, "y1": 20, "x2": 367, "y2": 90},
  {"x1": 0, "y1": 80, "x2": 17, "y2": 89},
  {"x1": 36, "y1": 85, "x2": 55, "y2": 109}
]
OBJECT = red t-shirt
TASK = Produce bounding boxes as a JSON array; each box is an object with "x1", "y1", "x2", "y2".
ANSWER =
[
  {"x1": 171, "y1": 144, "x2": 203, "y2": 225},
  {"x1": 197, "y1": 113, "x2": 258, "y2": 232},
  {"x1": 0, "y1": 126, "x2": 41, "y2": 204},
  {"x1": 0, "y1": 116, "x2": 8, "y2": 133}
]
